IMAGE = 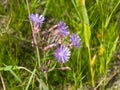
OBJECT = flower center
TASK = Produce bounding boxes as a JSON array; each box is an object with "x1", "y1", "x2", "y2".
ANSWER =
[{"x1": 59, "y1": 52, "x2": 64, "y2": 57}]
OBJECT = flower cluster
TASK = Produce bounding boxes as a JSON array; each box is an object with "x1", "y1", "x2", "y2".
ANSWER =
[{"x1": 29, "y1": 14, "x2": 81, "y2": 63}]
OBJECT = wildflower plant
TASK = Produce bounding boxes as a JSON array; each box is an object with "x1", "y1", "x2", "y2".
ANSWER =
[{"x1": 29, "y1": 13, "x2": 81, "y2": 87}]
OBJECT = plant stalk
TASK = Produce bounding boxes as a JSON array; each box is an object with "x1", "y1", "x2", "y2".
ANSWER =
[
  {"x1": 33, "y1": 37, "x2": 41, "y2": 69},
  {"x1": 88, "y1": 46, "x2": 95, "y2": 87}
]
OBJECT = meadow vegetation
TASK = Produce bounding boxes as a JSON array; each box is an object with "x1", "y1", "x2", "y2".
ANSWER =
[{"x1": 0, "y1": 0, "x2": 120, "y2": 90}]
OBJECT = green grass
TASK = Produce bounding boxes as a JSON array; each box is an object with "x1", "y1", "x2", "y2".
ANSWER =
[{"x1": 0, "y1": 0, "x2": 120, "y2": 89}]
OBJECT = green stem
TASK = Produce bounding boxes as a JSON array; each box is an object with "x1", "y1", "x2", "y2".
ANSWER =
[{"x1": 88, "y1": 47, "x2": 95, "y2": 87}]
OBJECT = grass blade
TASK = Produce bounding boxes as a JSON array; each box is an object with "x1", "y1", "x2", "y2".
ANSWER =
[
  {"x1": 105, "y1": 1, "x2": 120, "y2": 28},
  {"x1": 25, "y1": 68, "x2": 36, "y2": 90}
]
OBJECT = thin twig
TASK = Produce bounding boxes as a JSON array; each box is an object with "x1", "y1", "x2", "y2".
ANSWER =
[
  {"x1": 0, "y1": 72, "x2": 6, "y2": 90},
  {"x1": 94, "y1": 78, "x2": 105, "y2": 90}
]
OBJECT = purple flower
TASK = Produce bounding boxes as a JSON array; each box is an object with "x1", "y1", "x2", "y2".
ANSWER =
[
  {"x1": 57, "y1": 21, "x2": 70, "y2": 36},
  {"x1": 54, "y1": 45, "x2": 70, "y2": 63},
  {"x1": 29, "y1": 14, "x2": 45, "y2": 25},
  {"x1": 71, "y1": 34, "x2": 81, "y2": 48}
]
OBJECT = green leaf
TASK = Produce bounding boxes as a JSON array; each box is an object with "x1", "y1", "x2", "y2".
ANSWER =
[
  {"x1": 9, "y1": 69, "x2": 22, "y2": 83},
  {"x1": 105, "y1": 0, "x2": 120, "y2": 28},
  {"x1": 84, "y1": 24, "x2": 91, "y2": 47},
  {"x1": 107, "y1": 36, "x2": 119, "y2": 64},
  {"x1": 0, "y1": 65, "x2": 22, "y2": 83},
  {"x1": 71, "y1": 0, "x2": 91, "y2": 47}
]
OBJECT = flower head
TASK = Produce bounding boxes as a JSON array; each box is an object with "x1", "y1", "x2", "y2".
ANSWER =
[
  {"x1": 71, "y1": 34, "x2": 81, "y2": 48},
  {"x1": 57, "y1": 21, "x2": 70, "y2": 36},
  {"x1": 29, "y1": 14, "x2": 45, "y2": 25},
  {"x1": 54, "y1": 45, "x2": 70, "y2": 63}
]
